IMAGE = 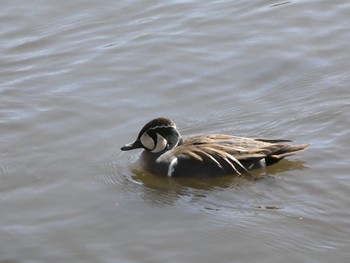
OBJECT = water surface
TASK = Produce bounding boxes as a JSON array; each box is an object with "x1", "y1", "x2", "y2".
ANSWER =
[{"x1": 1, "y1": 0, "x2": 350, "y2": 262}]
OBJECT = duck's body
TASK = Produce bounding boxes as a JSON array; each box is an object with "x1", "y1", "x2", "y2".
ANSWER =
[{"x1": 121, "y1": 117, "x2": 309, "y2": 177}]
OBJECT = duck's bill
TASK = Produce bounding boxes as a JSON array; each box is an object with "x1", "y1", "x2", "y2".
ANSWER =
[{"x1": 121, "y1": 140, "x2": 142, "y2": 151}]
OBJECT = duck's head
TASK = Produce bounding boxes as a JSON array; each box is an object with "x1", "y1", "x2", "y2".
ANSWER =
[{"x1": 121, "y1": 117, "x2": 183, "y2": 153}]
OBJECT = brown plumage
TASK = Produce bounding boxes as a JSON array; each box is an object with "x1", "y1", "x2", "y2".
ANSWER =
[{"x1": 121, "y1": 118, "x2": 309, "y2": 177}]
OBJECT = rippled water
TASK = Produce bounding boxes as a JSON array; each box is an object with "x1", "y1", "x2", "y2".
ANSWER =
[{"x1": 1, "y1": 0, "x2": 350, "y2": 262}]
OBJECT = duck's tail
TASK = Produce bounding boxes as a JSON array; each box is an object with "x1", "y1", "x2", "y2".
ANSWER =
[{"x1": 265, "y1": 143, "x2": 309, "y2": 166}]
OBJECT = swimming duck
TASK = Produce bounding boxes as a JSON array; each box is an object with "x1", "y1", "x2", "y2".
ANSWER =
[{"x1": 121, "y1": 117, "x2": 309, "y2": 177}]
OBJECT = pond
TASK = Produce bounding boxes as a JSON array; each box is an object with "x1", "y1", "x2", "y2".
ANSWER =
[{"x1": 1, "y1": 1, "x2": 349, "y2": 262}]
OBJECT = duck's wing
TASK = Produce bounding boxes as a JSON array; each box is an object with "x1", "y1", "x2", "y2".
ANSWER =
[{"x1": 176, "y1": 134, "x2": 308, "y2": 174}]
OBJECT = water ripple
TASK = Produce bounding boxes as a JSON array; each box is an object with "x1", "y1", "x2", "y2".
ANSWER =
[{"x1": 101, "y1": 145, "x2": 309, "y2": 221}]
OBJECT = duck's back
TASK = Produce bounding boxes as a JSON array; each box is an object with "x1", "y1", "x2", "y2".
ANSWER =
[{"x1": 146, "y1": 134, "x2": 308, "y2": 177}]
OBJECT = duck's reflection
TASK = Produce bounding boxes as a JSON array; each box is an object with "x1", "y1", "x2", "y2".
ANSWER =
[{"x1": 128, "y1": 159, "x2": 307, "y2": 206}]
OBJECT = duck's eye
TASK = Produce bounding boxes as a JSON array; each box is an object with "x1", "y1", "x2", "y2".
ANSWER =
[{"x1": 140, "y1": 132, "x2": 155, "y2": 150}]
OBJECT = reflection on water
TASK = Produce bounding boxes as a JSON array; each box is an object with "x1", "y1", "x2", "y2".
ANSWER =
[
  {"x1": 99, "y1": 155, "x2": 309, "y2": 210},
  {"x1": 111, "y1": 158, "x2": 309, "y2": 216},
  {"x1": 130, "y1": 167, "x2": 255, "y2": 208},
  {"x1": 132, "y1": 166, "x2": 253, "y2": 190}
]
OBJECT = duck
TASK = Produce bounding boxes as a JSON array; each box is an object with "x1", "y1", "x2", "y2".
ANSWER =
[{"x1": 121, "y1": 117, "x2": 309, "y2": 177}]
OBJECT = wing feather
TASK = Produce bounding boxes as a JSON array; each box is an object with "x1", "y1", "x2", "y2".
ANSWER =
[{"x1": 173, "y1": 134, "x2": 309, "y2": 175}]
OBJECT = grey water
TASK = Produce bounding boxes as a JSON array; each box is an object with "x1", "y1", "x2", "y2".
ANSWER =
[{"x1": 1, "y1": 1, "x2": 350, "y2": 262}]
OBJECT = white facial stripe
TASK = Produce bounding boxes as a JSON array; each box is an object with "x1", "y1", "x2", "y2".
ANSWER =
[
  {"x1": 140, "y1": 132, "x2": 155, "y2": 150},
  {"x1": 149, "y1": 124, "x2": 176, "y2": 131},
  {"x1": 151, "y1": 133, "x2": 168, "y2": 153}
]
